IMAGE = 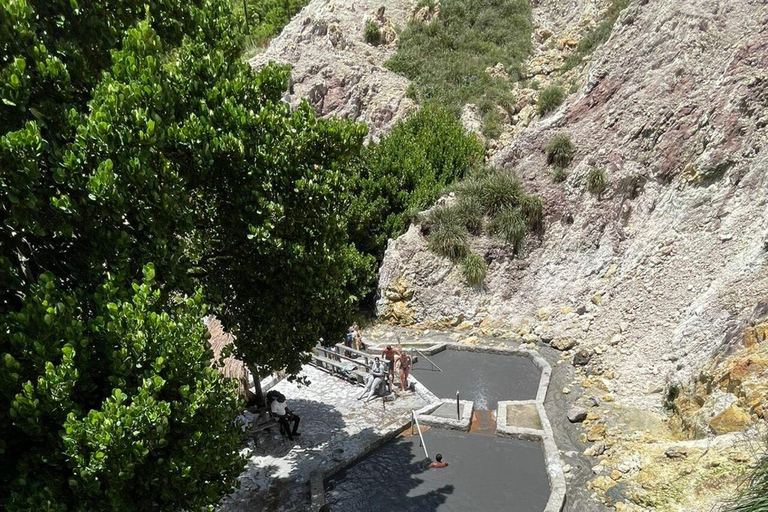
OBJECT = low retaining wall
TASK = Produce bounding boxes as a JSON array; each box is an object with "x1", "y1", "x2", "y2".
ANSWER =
[{"x1": 312, "y1": 341, "x2": 566, "y2": 512}]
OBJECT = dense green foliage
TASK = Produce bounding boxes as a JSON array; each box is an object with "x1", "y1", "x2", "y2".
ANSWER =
[
  {"x1": 236, "y1": 0, "x2": 310, "y2": 52},
  {"x1": 364, "y1": 20, "x2": 382, "y2": 45},
  {"x1": 347, "y1": 104, "x2": 484, "y2": 263},
  {"x1": 386, "y1": 0, "x2": 532, "y2": 137},
  {"x1": 1, "y1": 0, "x2": 371, "y2": 509},
  {"x1": 546, "y1": 133, "x2": 575, "y2": 168},
  {"x1": 562, "y1": 0, "x2": 630, "y2": 71},
  {"x1": 587, "y1": 168, "x2": 607, "y2": 195},
  {"x1": 462, "y1": 252, "x2": 487, "y2": 286},
  {"x1": 537, "y1": 85, "x2": 566, "y2": 116}
]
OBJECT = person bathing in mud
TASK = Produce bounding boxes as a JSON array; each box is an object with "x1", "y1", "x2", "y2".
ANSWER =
[
  {"x1": 357, "y1": 357, "x2": 386, "y2": 402},
  {"x1": 429, "y1": 453, "x2": 449, "y2": 469}
]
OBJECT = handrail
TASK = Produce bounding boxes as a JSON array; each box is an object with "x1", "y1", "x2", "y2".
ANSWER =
[
  {"x1": 411, "y1": 348, "x2": 443, "y2": 372},
  {"x1": 411, "y1": 411, "x2": 429, "y2": 460},
  {"x1": 314, "y1": 346, "x2": 371, "y2": 369}
]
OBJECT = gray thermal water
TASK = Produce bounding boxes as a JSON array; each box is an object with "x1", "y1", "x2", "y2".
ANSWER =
[
  {"x1": 325, "y1": 427, "x2": 549, "y2": 512},
  {"x1": 411, "y1": 349, "x2": 541, "y2": 409}
]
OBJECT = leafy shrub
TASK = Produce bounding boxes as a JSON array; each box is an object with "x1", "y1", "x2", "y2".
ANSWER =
[
  {"x1": 552, "y1": 167, "x2": 568, "y2": 182},
  {"x1": 587, "y1": 168, "x2": 607, "y2": 195},
  {"x1": 462, "y1": 252, "x2": 487, "y2": 286},
  {"x1": 386, "y1": 0, "x2": 532, "y2": 137},
  {"x1": 546, "y1": 133, "x2": 575, "y2": 168},
  {"x1": 426, "y1": 205, "x2": 469, "y2": 260},
  {"x1": 488, "y1": 208, "x2": 527, "y2": 253},
  {"x1": 347, "y1": 104, "x2": 484, "y2": 263},
  {"x1": 364, "y1": 20, "x2": 382, "y2": 45},
  {"x1": 561, "y1": 0, "x2": 630, "y2": 71},
  {"x1": 537, "y1": 85, "x2": 566, "y2": 116}
]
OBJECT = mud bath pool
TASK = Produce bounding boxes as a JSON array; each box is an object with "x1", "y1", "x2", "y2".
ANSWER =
[
  {"x1": 411, "y1": 348, "x2": 541, "y2": 409},
  {"x1": 325, "y1": 427, "x2": 549, "y2": 512}
]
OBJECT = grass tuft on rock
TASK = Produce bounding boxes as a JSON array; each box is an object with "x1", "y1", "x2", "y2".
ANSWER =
[
  {"x1": 487, "y1": 208, "x2": 526, "y2": 253},
  {"x1": 462, "y1": 252, "x2": 487, "y2": 286},
  {"x1": 537, "y1": 85, "x2": 566, "y2": 116},
  {"x1": 426, "y1": 205, "x2": 469, "y2": 260},
  {"x1": 456, "y1": 195, "x2": 484, "y2": 235},
  {"x1": 364, "y1": 20, "x2": 382, "y2": 46},
  {"x1": 587, "y1": 168, "x2": 607, "y2": 195},
  {"x1": 546, "y1": 133, "x2": 574, "y2": 169}
]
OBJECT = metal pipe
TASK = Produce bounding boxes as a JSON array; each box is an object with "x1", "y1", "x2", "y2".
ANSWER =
[
  {"x1": 411, "y1": 411, "x2": 429, "y2": 460},
  {"x1": 456, "y1": 390, "x2": 461, "y2": 420},
  {"x1": 414, "y1": 349, "x2": 443, "y2": 372}
]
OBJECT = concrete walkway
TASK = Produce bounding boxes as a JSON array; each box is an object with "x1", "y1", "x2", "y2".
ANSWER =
[{"x1": 218, "y1": 365, "x2": 429, "y2": 512}]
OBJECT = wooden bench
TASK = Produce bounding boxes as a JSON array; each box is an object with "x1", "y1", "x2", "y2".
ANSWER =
[{"x1": 310, "y1": 353, "x2": 366, "y2": 384}]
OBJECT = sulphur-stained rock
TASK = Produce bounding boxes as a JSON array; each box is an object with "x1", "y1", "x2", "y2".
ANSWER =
[
  {"x1": 589, "y1": 475, "x2": 617, "y2": 492},
  {"x1": 383, "y1": 301, "x2": 415, "y2": 325},
  {"x1": 587, "y1": 424, "x2": 606, "y2": 442},
  {"x1": 551, "y1": 337, "x2": 576, "y2": 351},
  {"x1": 458, "y1": 335, "x2": 481, "y2": 345},
  {"x1": 610, "y1": 469, "x2": 622, "y2": 481},
  {"x1": 709, "y1": 404, "x2": 752, "y2": 435}
]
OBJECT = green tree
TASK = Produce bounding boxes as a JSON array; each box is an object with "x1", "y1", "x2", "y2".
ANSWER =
[
  {"x1": 1, "y1": 0, "x2": 371, "y2": 509},
  {"x1": 347, "y1": 104, "x2": 484, "y2": 263}
]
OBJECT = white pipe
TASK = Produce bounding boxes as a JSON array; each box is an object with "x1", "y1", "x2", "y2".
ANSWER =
[{"x1": 411, "y1": 411, "x2": 429, "y2": 460}]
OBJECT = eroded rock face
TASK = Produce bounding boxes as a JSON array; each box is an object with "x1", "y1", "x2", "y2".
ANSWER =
[
  {"x1": 249, "y1": 0, "x2": 418, "y2": 140},
  {"x1": 378, "y1": 0, "x2": 768, "y2": 412}
]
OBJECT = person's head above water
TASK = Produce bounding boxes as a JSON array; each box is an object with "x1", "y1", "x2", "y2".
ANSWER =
[{"x1": 435, "y1": 454, "x2": 443, "y2": 462}]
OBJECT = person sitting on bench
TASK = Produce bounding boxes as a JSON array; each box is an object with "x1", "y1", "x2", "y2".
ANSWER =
[
  {"x1": 357, "y1": 357, "x2": 385, "y2": 402},
  {"x1": 268, "y1": 391, "x2": 301, "y2": 441}
]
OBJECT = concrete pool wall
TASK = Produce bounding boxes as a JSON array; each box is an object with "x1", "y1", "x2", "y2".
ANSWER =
[{"x1": 314, "y1": 342, "x2": 566, "y2": 512}]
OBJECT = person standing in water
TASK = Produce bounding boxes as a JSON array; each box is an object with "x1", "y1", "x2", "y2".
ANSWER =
[{"x1": 429, "y1": 454, "x2": 449, "y2": 468}]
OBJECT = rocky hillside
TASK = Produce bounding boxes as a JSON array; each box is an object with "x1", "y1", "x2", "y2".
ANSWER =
[
  {"x1": 249, "y1": 0, "x2": 418, "y2": 139},
  {"x1": 379, "y1": 0, "x2": 768, "y2": 417}
]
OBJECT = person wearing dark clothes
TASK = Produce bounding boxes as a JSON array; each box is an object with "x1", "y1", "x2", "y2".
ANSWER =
[{"x1": 269, "y1": 393, "x2": 301, "y2": 440}]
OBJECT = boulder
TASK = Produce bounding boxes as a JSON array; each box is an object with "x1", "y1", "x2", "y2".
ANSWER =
[
  {"x1": 551, "y1": 337, "x2": 576, "y2": 351},
  {"x1": 573, "y1": 348, "x2": 593, "y2": 366},
  {"x1": 567, "y1": 406, "x2": 589, "y2": 423},
  {"x1": 587, "y1": 424, "x2": 606, "y2": 441},
  {"x1": 664, "y1": 446, "x2": 688, "y2": 459},
  {"x1": 709, "y1": 404, "x2": 752, "y2": 435}
]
